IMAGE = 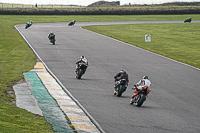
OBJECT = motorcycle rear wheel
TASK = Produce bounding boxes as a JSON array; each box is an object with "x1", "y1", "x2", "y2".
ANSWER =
[
  {"x1": 136, "y1": 94, "x2": 146, "y2": 107},
  {"x1": 117, "y1": 85, "x2": 125, "y2": 97},
  {"x1": 77, "y1": 69, "x2": 83, "y2": 79}
]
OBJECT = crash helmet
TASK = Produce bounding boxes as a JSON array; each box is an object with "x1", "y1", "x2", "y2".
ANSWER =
[
  {"x1": 143, "y1": 76, "x2": 148, "y2": 79},
  {"x1": 50, "y1": 32, "x2": 53, "y2": 34},
  {"x1": 80, "y1": 56, "x2": 85, "y2": 59},
  {"x1": 120, "y1": 70, "x2": 125, "y2": 74}
]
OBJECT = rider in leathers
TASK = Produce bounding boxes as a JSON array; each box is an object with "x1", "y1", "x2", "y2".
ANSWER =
[
  {"x1": 27, "y1": 20, "x2": 32, "y2": 25},
  {"x1": 72, "y1": 20, "x2": 76, "y2": 24},
  {"x1": 114, "y1": 70, "x2": 129, "y2": 94},
  {"x1": 131, "y1": 76, "x2": 151, "y2": 102},
  {"x1": 75, "y1": 56, "x2": 88, "y2": 74},
  {"x1": 48, "y1": 32, "x2": 55, "y2": 40}
]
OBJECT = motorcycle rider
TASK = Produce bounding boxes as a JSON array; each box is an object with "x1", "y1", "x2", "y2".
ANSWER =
[
  {"x1": 75, "y1": 56, "x2": 88, "y2": 73},
  {"x1": 68, "y1": 20, "x2": 76, "y2": 26},
  {"x1": 114, "y1": 70, "x2": 129, "y2": 94},
  {"x1": 27, "y1": 20, "x2": 32, "y2": 25},
  {"x1": 48, "y1": 32, "x2": 55, "y2": 40},
  {"x1": 131, "y1": 76, "x2": 151, "y2": 103},
  {"x1": 184, "y1": 17, "x2": 192, "y2": 23},
  {"x1": 25, "y1": 20, "x2": 32, "y2": 29},
  {"x1": 72, "y1": 20, "x2": 76, "y2": 24}
]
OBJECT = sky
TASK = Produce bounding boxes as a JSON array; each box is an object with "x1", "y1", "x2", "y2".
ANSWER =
[{"x1": 0, "y1": 0, "x2": 200, "y2": 6}]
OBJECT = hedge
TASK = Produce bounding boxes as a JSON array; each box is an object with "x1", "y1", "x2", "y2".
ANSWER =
[{"x1": 1, "y1": 7, "x2": 200, "y2": 15}]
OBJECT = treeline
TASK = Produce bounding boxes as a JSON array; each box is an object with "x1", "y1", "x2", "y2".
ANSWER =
[{"x1": 1, "y1": 7, "x2": 200, "y2": 15}]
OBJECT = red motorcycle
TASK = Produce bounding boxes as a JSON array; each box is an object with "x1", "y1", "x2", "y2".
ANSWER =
[{"x1": 130, "y1": 85, "x2": 150, "y2": 107}]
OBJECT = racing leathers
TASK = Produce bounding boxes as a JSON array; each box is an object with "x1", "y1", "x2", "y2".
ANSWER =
[
  {"x1": 114, "y1": 71, "x2": 129, "y2": 90},
  {"x1": 27, "y1": 20, "x2": 32, "y2": 25},
  {"x1": 48, "y1": 32, "x2": 55, "y2": 40},
  {"x1": 132, "y1": 78, "x2": 151, "y2": 100},
  {"x1": 75, "y1": 57, "x2": 88, "y2": 74},
  {"x1": 72, "y1": 20, "x2": 76, "y2": 24}
]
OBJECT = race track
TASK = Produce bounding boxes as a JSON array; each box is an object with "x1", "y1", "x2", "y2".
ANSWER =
[{"x1": 16, "y1": 21, "x2": 200, "y2": 133}]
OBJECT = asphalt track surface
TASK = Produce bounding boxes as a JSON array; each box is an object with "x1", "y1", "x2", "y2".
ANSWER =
[{"x1": 16, "y1": 21, "x2": 200, "y2": 133}]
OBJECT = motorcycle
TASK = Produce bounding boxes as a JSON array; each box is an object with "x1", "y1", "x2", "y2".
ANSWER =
[
  {"x1": 68, "y1": 20, "x2": 76, "y2": 26},
  {"x1": 49, "y1": 38, "x2": 55, "y2": 45},
  {"x1": 184, "y1": 18, "x2": 192, "y2": 23},
  {"x1": 130, "y1": 85, "x2": 150, "y2": 107},
  {"x1": 114, "y1": 76, "x2": 128, "y2": 97},
  {"x1": 25, "y1": 23, "x2": 32, "y2": 29},
  {"x1": 76, "y1": 62, "x2": 87, "y2": 79}
]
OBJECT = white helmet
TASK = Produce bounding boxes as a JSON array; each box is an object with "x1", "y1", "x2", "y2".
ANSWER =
[{"x1": 143, "y1": 76, "x2": 148, "y2": 79}]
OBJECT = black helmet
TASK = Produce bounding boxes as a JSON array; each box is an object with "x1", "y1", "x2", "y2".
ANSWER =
[{"x1": 143, "y1": 76, "x2": 148, "y2": 79}]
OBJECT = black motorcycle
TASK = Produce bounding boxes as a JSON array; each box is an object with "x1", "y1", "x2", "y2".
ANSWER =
[
  {"x1": 184, "y1": 18, "x2": 192, "y2": 23},
  {"x1": 49, "y1": 38, "x2": 55, "y2": 45},
  {"x1": 25, "y1": 23, "x2": 32, "y2": 29},
  {"x1": 68, "y1": 20, "x2": 76, "y2": 26},
  {"x1": 76, "y1": 62, "x2": 87, "y2": 79},
  {"x1": 130, "y1": 85, "x2": 150, "y2": 107},
  {"x1": 114, "y1": 76, "x2": 128, "y2": 97}
]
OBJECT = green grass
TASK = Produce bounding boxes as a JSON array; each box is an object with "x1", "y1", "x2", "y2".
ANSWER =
[
  {"x1": 1, "y1": 15, "x2": 200, "y2": 24},
  {"x1": 84, "y1": 23, "x2": 200, "y2": 68},
  {"x1": 0, "y1": 15, "x2": 199, "y2": 132},
  {"x1": 0, "y1": 102, "x2": 54, "y2": 132},
  {"x1": 0, "y1": 15, "x2": 54, "y2": 132}
]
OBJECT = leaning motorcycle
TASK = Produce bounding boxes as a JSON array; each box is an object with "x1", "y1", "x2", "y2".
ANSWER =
[
  {"x1": 184, "y1": 18, "x2": 192, "y2": 23},
  {"x1": 25, "y1": 23, "x2": 32, "y2": 29},
  {"x1": 68, "y1": 20, "x2": 76, "y2": 26},
  {"x1": 76, "y1": 62, "x2": 87, "y2": 79},
  {"x1": 130, "y1": 85, "x2": 150, "y2": 107},
  {"x1": 114, "y1": 76, "x2": 128, "y2": 97}
]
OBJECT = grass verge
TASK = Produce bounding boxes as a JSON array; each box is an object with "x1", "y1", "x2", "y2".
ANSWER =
[
  {"x1": 0, "y1": 15, "x2": 199, "y2": 132},
  {"x1": 83, "y1": 23, "x2": 200, "y2": 68}
]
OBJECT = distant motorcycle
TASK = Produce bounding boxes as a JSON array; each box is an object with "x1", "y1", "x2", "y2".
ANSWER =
[
  {"x1": 49, "y1": 38, "x2": 55, "y2": 45},
  {"x1": 76, "y1": 62, "x2": 87, "y2": 79},
  {"x1": 68, "y1": 20, "x2": 76, "y2": 26},
  {"x1": 184, "y1": 18, "x2": 192, "y2": 23},
  {"x1": 25, "y1": 23, "x2": 32, "y2": 29},
  {"x1": 114, "y1": 76, "x2": 128, "y2": 97},
  {"x1": 130, "y1": 85, "x2": 150, "y2": 107}
]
